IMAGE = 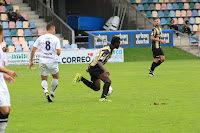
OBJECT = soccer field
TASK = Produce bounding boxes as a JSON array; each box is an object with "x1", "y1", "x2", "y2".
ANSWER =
[{"x1": 5, "y1": 60, "x2": 200, "y2": 133}]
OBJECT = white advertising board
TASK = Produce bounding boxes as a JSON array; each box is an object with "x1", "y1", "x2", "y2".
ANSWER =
[{"x1": 4, "y1": 48, "x2": 124, "y2": 66}]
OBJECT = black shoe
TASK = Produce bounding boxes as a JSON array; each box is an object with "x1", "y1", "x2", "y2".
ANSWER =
[
  {"x1": 50, "y1": 94, "x2": 54, "y2": 101},
  {"x1": 148, "y1": 68, "x2": 155, "y2": 76},
  {"x1": 45, "y1": 92, "x2": 53, "y2": 102}
]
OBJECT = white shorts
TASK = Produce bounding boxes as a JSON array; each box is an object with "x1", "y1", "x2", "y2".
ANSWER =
[
  {"x1": 0, "y1": 88, "x2": 11, "y2": 107},
  {"x1": 39, "y1": 63, "x2": 59, "y2": 76}
]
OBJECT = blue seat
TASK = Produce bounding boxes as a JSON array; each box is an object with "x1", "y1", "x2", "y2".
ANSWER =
[
  {"x1": 31, "y1": 29, "x2": 37, "y2": 36},
  {"x1": 190, "y1": 17, "x2": 195, "y2": 24},
  {"x1": 6, "y1": 6, "x2": 13, "y2": 12},
  {"x1": 163, "y1": 25, "x2": 168, "y2": 29},
  {"x1": 29, "y1": 21, "x2": 36, "y2": 28},
  {"x1": 7, "y1": 42, "x2": 14, "y2": 48},
  {"x1": 10, "y1": 29, "x2": 17, "y2": 37},
  {"x1": 32, "y1": 37, "x2": 37, "y2": 41},
  {"x1": 173, "y1": 3, "x2": 178, "y2": 10},
  {"x1": 15, "y1": 46, "x2": 22, "y2": 52},
  {"x1": 189, "y1": 25, "x2": 192, "y2": 31},
  {"x1": 28, "y1": 41, "x2": 34, "y2": 51},
  {"x1": 153, "y1": 0, "x2": 158, "y2": 2},
  {"x1": 193, "y1": 0, "x2": 197, "y2": 2},
  {"x1": 80, "y1": 47, "x2": 86, "y2": 50},
  {"x1": 24, "y1": 29, "x2": 31, "y2": 36},
  {"x1": 164, "y1": 11, "x2": 169, "y2": 17},
  {"x1": 4, "y1": 30, "x2": 10, "y2": 37},
  {"x1": 138, "y1": 4, "x2": 143, "y2": 11},
  {"x1": 130, "y1": 0, "x2": 135, "y2": 3},
  {"x1": 166, "y1": 18, "x2": 171, "y2": 25},
  {"x1": 190, "y1": 37, "x2": 198, "y2": 43},
  {"x1": 167, "y1": 3, "x2": 172, "y2": 10},
  {"x1": 158, "y1": 11, "x2": 163, "y2": 17},
  {"x1": 161, "y1": 18, "x2": 166, "y2": 25},
  {"x1": 193, "y1": 10, "x2": 198, "y2": 16},
  {"x1": 170, "y1": 11, "x2": 175, "y2": 17},
  {"x1": 144, "y1": 4, "x2": 149, "y2": 10},
  {"x1": 146, "y1": 11, "x2": 152, "y2": 18},
  {"x1": 65, "y1": 44, "x2": 71, "y2": 50},
  {"x1": 5, "y1": 37, "x2": 11, "y2": 43},
  {"x1": 28, "y1": 41, "x2": 34, "y2": 47},
  {"x1": 176, "y1": 0, "x2": 181, "y2": 2},
  {"x1": 26, "y1": 37, "x2": 32, "y2": 42},
  {"x1": 2, "y1": 22, "x2": 8, "y2": 29},
  {"x1": 149, "y1": 4, "x2": 155, "y2": 10},
  {"x1": 142, "y1": 0, "x2": 147, "y2": 3},
  {"x1": 71, "y1": 44, "x2": 78, "y2": 49},
  {"x1": 16, "y1": 21, "x2": 22, "y2": 28}
]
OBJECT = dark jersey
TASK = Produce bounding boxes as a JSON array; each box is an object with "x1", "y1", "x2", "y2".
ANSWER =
[
  {"x1": 151, "y1": 27, "x2": 162, "y2": 49},
  {"x1": 90, "y1": 46, "x2": 113, "y2": 67}
]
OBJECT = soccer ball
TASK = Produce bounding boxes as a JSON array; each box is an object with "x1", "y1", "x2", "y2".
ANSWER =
[{"x1": 107, "y1": 86, "x2": 113, "y2": 96}]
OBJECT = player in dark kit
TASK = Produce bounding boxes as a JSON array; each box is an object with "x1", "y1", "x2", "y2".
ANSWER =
[
  {"x1": 72, "y1": 36, "x2": 120, "y2": 102},
  {"x1": 149, "y1": 18, "x2": 166, "y2": 76}
]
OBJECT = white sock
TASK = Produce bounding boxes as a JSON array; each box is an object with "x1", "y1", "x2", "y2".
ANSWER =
[
  {"x1": 41, "y1": 80, "x2": 48, "y2": 93},
  {"x1": 0, "y1": 122, "x2": 7, "y2": 133},
  {"x1": 51, "y1": 79, "x2": 58, "y2": 95}
]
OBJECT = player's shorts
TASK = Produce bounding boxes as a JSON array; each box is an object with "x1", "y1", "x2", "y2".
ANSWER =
[
  {"x1": 152, "y1": 48, "x2": 164, "y2": 58},
  {"x1": 0, "y1": 88, "x2": 11, "y2": 107},
  {"x1": 88, "y1": 65, "x2": 104, "y2": 81},
  {"x1": 39, "y1": 63, "x2": 59, "y2": 76}
]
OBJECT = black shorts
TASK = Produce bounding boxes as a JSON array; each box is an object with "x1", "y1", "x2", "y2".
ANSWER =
[
  {"x1": 88, "y1": 65, "x2": 104, "y2": 81},
  {"x1": 152, "y1": 48, "x2": 164, "y2": 58}
]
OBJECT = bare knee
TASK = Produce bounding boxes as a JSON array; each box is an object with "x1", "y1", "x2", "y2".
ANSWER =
[
  {"x1": 1, "y1": 108, "x2": 10, "y2": 115},
  {"x1": 160, "y1": 58, "x2": 165, "y2": 62}
]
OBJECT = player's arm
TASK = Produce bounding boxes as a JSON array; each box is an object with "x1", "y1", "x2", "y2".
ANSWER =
[
  {"x1": 150, "y1": 29, "x2": 166, "y2": 44},
  {"x1": 56, "y1": 38, "x2": 61, "y2": 56},
  {"x1": 97, "y1": 61, "x2": 110, "y2": 76},
  {"x1": 4, "y1": 74, "x2": 15, "y2": 83},
  {"x1": 56, "y1": 49, "x2": 61, "y2": 56},
  {"x1": 97, "y1": 49, "x2": 110, "y2": 76},
  {"x1": 29, "y1": 46, "x2": 37, "y2": 69},
  {"x1": 0, "y1": 66, "x2": 18, "y2": 78}
]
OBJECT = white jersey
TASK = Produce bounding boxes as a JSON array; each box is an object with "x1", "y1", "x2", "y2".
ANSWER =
[
  {"x1": 33, "y1": 33, "x2": 60, "y2": 63},
  {"x1": 0, "y1": 45, "x2": 8, "y2": 92}
]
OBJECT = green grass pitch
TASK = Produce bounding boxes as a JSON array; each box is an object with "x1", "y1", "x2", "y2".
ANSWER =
[{"x1": 4, "y1": 47, "x2": 200, "y2": 133}]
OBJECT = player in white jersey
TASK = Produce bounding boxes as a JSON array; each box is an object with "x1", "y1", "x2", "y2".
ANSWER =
[
  {"x1": 29, "y1": 21, "x2": 61, "y2": 102},
  {"x1": 0, "y1": 24, "x2": 18, "y2": 133}
]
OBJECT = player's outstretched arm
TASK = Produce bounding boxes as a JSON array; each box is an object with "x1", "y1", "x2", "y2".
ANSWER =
[
  {"x1": 0, "y1": 67, "x2": 18, "y2": 78},
  {"x1": 150, "y1": 36, "x2": 166, "y2": 44},
  {"x1": 29, "y1": 47, "x2": 37, "y2": 69},
  {"x1": 4, "y1": 74, "x2": 15, "y2": 83}
]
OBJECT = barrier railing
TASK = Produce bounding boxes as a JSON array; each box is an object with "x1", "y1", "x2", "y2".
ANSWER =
[{"x1": 27, "y1": 0, "x2": 75, "y2": 44}]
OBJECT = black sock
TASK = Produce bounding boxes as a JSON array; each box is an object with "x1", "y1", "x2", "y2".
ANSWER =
[
  {"x1": 150, "y1": 62, "x2": 157, "y2": 72},
  {"x1": 0, "y1": 112, "x2": 9, "y2": 122},
  {"x1": 155, "y1": 60, "x2": 162, "y2": 68},
  {"x1": 81, "y1": 77, "x2": 96, "y2": 91},
  {"x1": 101, "y1": 82, "x2": 111, "y2": 98}
]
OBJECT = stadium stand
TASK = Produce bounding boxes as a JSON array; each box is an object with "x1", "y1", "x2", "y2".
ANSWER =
[{"x1": 131, "y1": 0, "x2": 200, "y2": 36}]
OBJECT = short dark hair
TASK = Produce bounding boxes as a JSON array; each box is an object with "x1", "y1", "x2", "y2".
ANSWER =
[
  {"x1": 111, "y1": 36, "x2": 120, "y2": 45},
  {"x1": 9, "y1": 9, "x2": 12, "y2": 11},
  {"x1": 46, "y1": 21, "x2": 55, "y2": 31},
  {"x1": 0, "y1": 24, "x2": 3, "y2": 35},
  {"x1": 153, "y1": 18, "x2": 159, "y2": 21},
  {"x1": 185, "y1": 20, "x2": 189, "y2": 24}
]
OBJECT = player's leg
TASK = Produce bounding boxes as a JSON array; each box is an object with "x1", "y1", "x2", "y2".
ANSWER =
[
  {"x1": 0, "y1": 106, "x2": 10, "y2": 133},
  {"x1": 39, "y1": 63, "x2": 53, "y2": 102},
  {"x1": 73, "y1": 73, "x2": 100, "y2": 91},
  {"x1": 98, "y1": 72, "x2": 112, "y2": 102},
  {"x1": 0, "y1": 91, "x2": 11, "y2": 133},
  {"x1": 41, "y1": 75, "x2": 48, "y2": 93},
  {"x1": 51, "y1": 72, "x2": 59, "y2": 99}
]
